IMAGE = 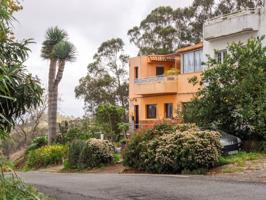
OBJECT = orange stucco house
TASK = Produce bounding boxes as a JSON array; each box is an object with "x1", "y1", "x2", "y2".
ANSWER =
[{"x1": 129, "y1": 43, "x2": 203, "y2": 129}]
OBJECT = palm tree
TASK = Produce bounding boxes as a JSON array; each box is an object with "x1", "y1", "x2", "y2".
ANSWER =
[{"x1": 41, "y1": 27, "x2": 76, "y2": 144}]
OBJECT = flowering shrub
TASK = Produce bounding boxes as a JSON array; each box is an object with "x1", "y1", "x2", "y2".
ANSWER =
[
  {"x1": 26, "y1": 145, "x2": 66, "y2": 169},
  {"x1": 123, "y1": 123, "x2": 221, "y2": 173},
  {"x1": 67, "y1": 139, "x2": 114, "y2": 169}
]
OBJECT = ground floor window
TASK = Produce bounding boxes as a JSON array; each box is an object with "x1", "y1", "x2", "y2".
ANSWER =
[
  {"x1": 165, "y1": 103, "x2": 173, "y2": 118},
  {"x1": 146, "y1": 104, "x2": 157, "y2": 119}
]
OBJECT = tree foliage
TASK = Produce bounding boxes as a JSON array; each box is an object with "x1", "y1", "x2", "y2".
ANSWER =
[
  {"x1": 128, "y1": 0, "x2": 263, "y2": 55},
  {"x1": 0, "y1": 0, "x2": 43, "y2": 138},
  {"x1": 75, "y1": 38, "x2": 129, "y2": 113},
  {"x1": 184, "y1": 37, "x2": 266, "y2": 140},
  {"x1": 96, "y1": 103, "x2": 126, "y2": 142}
]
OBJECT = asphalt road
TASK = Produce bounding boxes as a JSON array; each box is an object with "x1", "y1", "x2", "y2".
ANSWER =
[{"x1": 19, "y1": 172, "x2": 266, "y2": 200}]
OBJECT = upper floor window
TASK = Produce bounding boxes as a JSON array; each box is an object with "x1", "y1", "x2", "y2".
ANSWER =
[
  {"x1": 156, "y1": 66, "x2": 164, "y2": 76},
  {"x1": 215, "y1": 50, "x2": 227, "y2": 63},
  {"x1": 183, "y1": 49, "x2": 203, "y2": 73},
  {"x1": 146, "y1": 104, "x2": 157, "y2": 119},
  {"x1": 134, "y1": 67, "x2": 139, "y2": 79}
]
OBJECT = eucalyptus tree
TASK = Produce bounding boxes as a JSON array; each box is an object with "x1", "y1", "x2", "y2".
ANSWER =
[
  {"x1": 41, "y1": 27, "x2": 76, "y2": 144},
  {"x1": 75, "y1": 38, "x2": 128, "y2": 115},
  {"x1": 128, "y1": 0, "x2": 263, "y2": 55}
]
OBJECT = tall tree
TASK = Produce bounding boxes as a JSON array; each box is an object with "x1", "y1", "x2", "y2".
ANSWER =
[
  {"x1": 41, "y1": 27, "x2": 76, "y2": 144},
  {"x1": 128, "y1": 0, "x2": 263, "y2": 55},
  {"x1": 75, "y1": 38, "x2": 129, "y2": 114},
  {"x1": 128, "y1": 7, "x2": 178, "y2": 55}
]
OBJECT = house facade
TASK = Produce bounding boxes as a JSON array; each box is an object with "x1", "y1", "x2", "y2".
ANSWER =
[
  {"x1": 203, "y1": 3, "x2": 266, "y2": 63},
  {"x1": 129, "y1": 1, "x2": 266, "y2": 130},
  {"x1": 128, "y1": 44, "x2": 203, "y2": 129}
]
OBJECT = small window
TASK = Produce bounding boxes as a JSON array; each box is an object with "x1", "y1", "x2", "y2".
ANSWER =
[
  {"x1": 183, "y1": 50, "x2": 203, "y2": 73},
  {"x1": 165, "y1": 103, "x2": 173, "y2": 119},
  {"x1": 215, "y1": 50, "x2": 227, "y2": 63},
  {"x1": 156, "y1": 66, "x2": 164, "y2": 76},
  {"x1": 146, "y1": 104, "x2": 157, "y2": 119},
  {"x1": 134, "y1": 67, "x2": 139, "y2": 79}
]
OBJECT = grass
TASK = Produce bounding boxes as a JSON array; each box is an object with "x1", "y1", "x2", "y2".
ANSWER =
[{"x1": 218, "y1": 151, "x2": 266, "y2": 167}]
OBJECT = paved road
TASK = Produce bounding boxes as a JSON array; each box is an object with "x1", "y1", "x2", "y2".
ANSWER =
[{"x1": 19, "y1": 172, "x2": 266, "y2": 200}]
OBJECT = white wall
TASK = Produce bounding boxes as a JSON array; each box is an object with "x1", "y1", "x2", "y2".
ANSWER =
[{"x1": 203, "y1": 5, "x2": 266, "y2": 64}]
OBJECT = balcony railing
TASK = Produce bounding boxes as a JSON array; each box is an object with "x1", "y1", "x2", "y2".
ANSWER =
[
  {"x1": 134, "y1": 75, "x2": 178, "y2": 96},
  {"x1": 204, "y1": 8, "x2": 261, "y2": 40},
  {"x1": 134, "y1": 75, "x2": 177, "y2": 84}
]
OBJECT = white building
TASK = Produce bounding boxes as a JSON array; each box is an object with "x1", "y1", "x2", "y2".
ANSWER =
[{"x1": 203, "y1": 0, "x2": 266, "y2": 63}]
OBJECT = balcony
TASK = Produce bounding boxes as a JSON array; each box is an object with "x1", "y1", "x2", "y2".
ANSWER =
[
  {"x1": 134, "y1": 75, "x2": 178, "y2": 96},
  {"x1": 204, "y1": 8, "x2": 261, "y2": 41}
]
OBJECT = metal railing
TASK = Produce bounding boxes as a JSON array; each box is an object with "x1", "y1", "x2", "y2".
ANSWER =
[{"x1": 134, "y1": 75, "x2": 178, "y2": 84}]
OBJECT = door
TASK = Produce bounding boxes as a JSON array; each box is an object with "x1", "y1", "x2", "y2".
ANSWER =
[{"x1": 134, "y1": 105, "x2": 139, "y2": 129}]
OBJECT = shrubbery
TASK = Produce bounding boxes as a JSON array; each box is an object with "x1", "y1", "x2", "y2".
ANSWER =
[
  {"x1": 26, "y1": 135, "x2": 48, "y2": 153},
  {"x1": 66, "y1": 139, "x2": 114, "y2": 169},
  {"x1": 123, "y1": 124, "x2": 221, "y2": 173},
  {"x1": 26, "y1": 145, "x2": 66, "y2": 169},
  {"x1": 0, "y1": 174, "x2": 51, "y2": 200}
]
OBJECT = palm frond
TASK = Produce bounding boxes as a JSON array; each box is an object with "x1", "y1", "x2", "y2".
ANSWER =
[
  {"x1": 41, "y1": 26, "x2": 67, "y2": 59},
  {"x1": 53, "y1": 40, "x2": 77, "y2": 62}
]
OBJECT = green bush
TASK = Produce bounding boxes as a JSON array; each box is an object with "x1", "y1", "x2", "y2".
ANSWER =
[
  {"x1": 55, "y1": 127, "x2": 93, "y2": 144},
  {"x1": 67, "y1": 139, "x2": 114, "y2": 169},
  {"x1": 26, "y1": 135, "x2": 48, "y2": 153},
  {"x1": 123, "y1": 123, "x2": 221, "y2": 173},
  {"x1": 26, "y1": 145, "x2": 66, "y2": 169},
  {"x1": 0, "y1": 174, "x2": 51, "y2": 200},
  {"x1": 0, "y1": 157, "x2": 51, "y2": 199}
]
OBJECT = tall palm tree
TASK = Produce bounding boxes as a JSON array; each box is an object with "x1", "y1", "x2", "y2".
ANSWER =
[{"x1": 41, "y1": 27, "x2": 76, "y2": 144}]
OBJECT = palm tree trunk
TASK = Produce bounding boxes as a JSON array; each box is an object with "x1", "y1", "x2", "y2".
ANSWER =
[
  {"x1": 48, "y1": 60, "x2": 66, "y2": 144},
  {"x1": 48, "y1": 59, "x2": 57, "y2": 145},
  {"x1": 49, "y1": 85, "x2": 58, "y2": 144}
]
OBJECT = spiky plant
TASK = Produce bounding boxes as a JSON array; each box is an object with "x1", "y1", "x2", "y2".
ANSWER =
[{"x1": 41, "y1": 27, "x2": 76, "y2": 144}]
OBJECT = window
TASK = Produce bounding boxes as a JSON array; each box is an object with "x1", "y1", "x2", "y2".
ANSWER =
[
  {"x1": 156, "y1": 66, "x2": 164, "y2": 76},
  {"x1": 215, "y1": 50, "x2": 227, "y2": 63},
  {"x1": 134, "y1": 67, "x2": 139, "y2": 79},
  {"x1": 183, "y1": 50, "x2": 203, "y2": 73},
  {"x1": 165, "y1": 103, "x2": 173, "y2": 119},
  {"x1": 146, "y1": 104, "x2": 157, "y2": 119}
]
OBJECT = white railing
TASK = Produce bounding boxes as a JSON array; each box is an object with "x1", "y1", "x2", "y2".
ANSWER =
[
  {"x1": 205, "y1": 8, "x2": 259, "y2": 26},
  {"x1": 134, "y1": 75, "x2": 177, "y2": 84}
]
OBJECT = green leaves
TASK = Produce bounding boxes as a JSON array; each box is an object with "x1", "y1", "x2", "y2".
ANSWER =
[
  {"x1": 41, "y1": 26, "x2": 68, "y2": 59},
  {"x1": 185, "y1": 37, "x2": 266, "y2": 140},
  {"x1": 75, "y1": 38, "x2": 128, "y2": 113},
  {"x1": 53, "y1": 40, "x2": 76, "y2": 62},
  {"x1": 96, "y1": 103, "x2": 125, "y2": 142}
]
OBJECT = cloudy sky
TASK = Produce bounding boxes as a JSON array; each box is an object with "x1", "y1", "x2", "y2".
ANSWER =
[{"x1": 14, "y1": 0, "x2": 193, "y2": 117}]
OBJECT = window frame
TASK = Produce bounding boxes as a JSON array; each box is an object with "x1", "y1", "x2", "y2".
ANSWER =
[
  {"x1": 134, "y1": 66, "x2": 139, "y2": 79},
  {"x1": 165, "y1": 103, "x2": 173, "y2": 119},
  {"x1": 182, "y1": 49, "x2": 203, "y2": 73},
  {"x1": 146, "y1": 104, "x2": 157, "y2": 119},
  {"x1": 215, "y1": 49, "x2": 227, "y2": 64}
]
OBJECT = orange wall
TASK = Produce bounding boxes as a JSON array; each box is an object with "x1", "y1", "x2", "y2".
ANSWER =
[{"x1": 129, "y1": 55, "x2": 202, "y2": 125}]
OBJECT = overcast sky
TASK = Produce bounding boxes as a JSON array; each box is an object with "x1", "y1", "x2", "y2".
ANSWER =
[{"x1": 14, "y1": 0, "x2": 193, "y2": 117}]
